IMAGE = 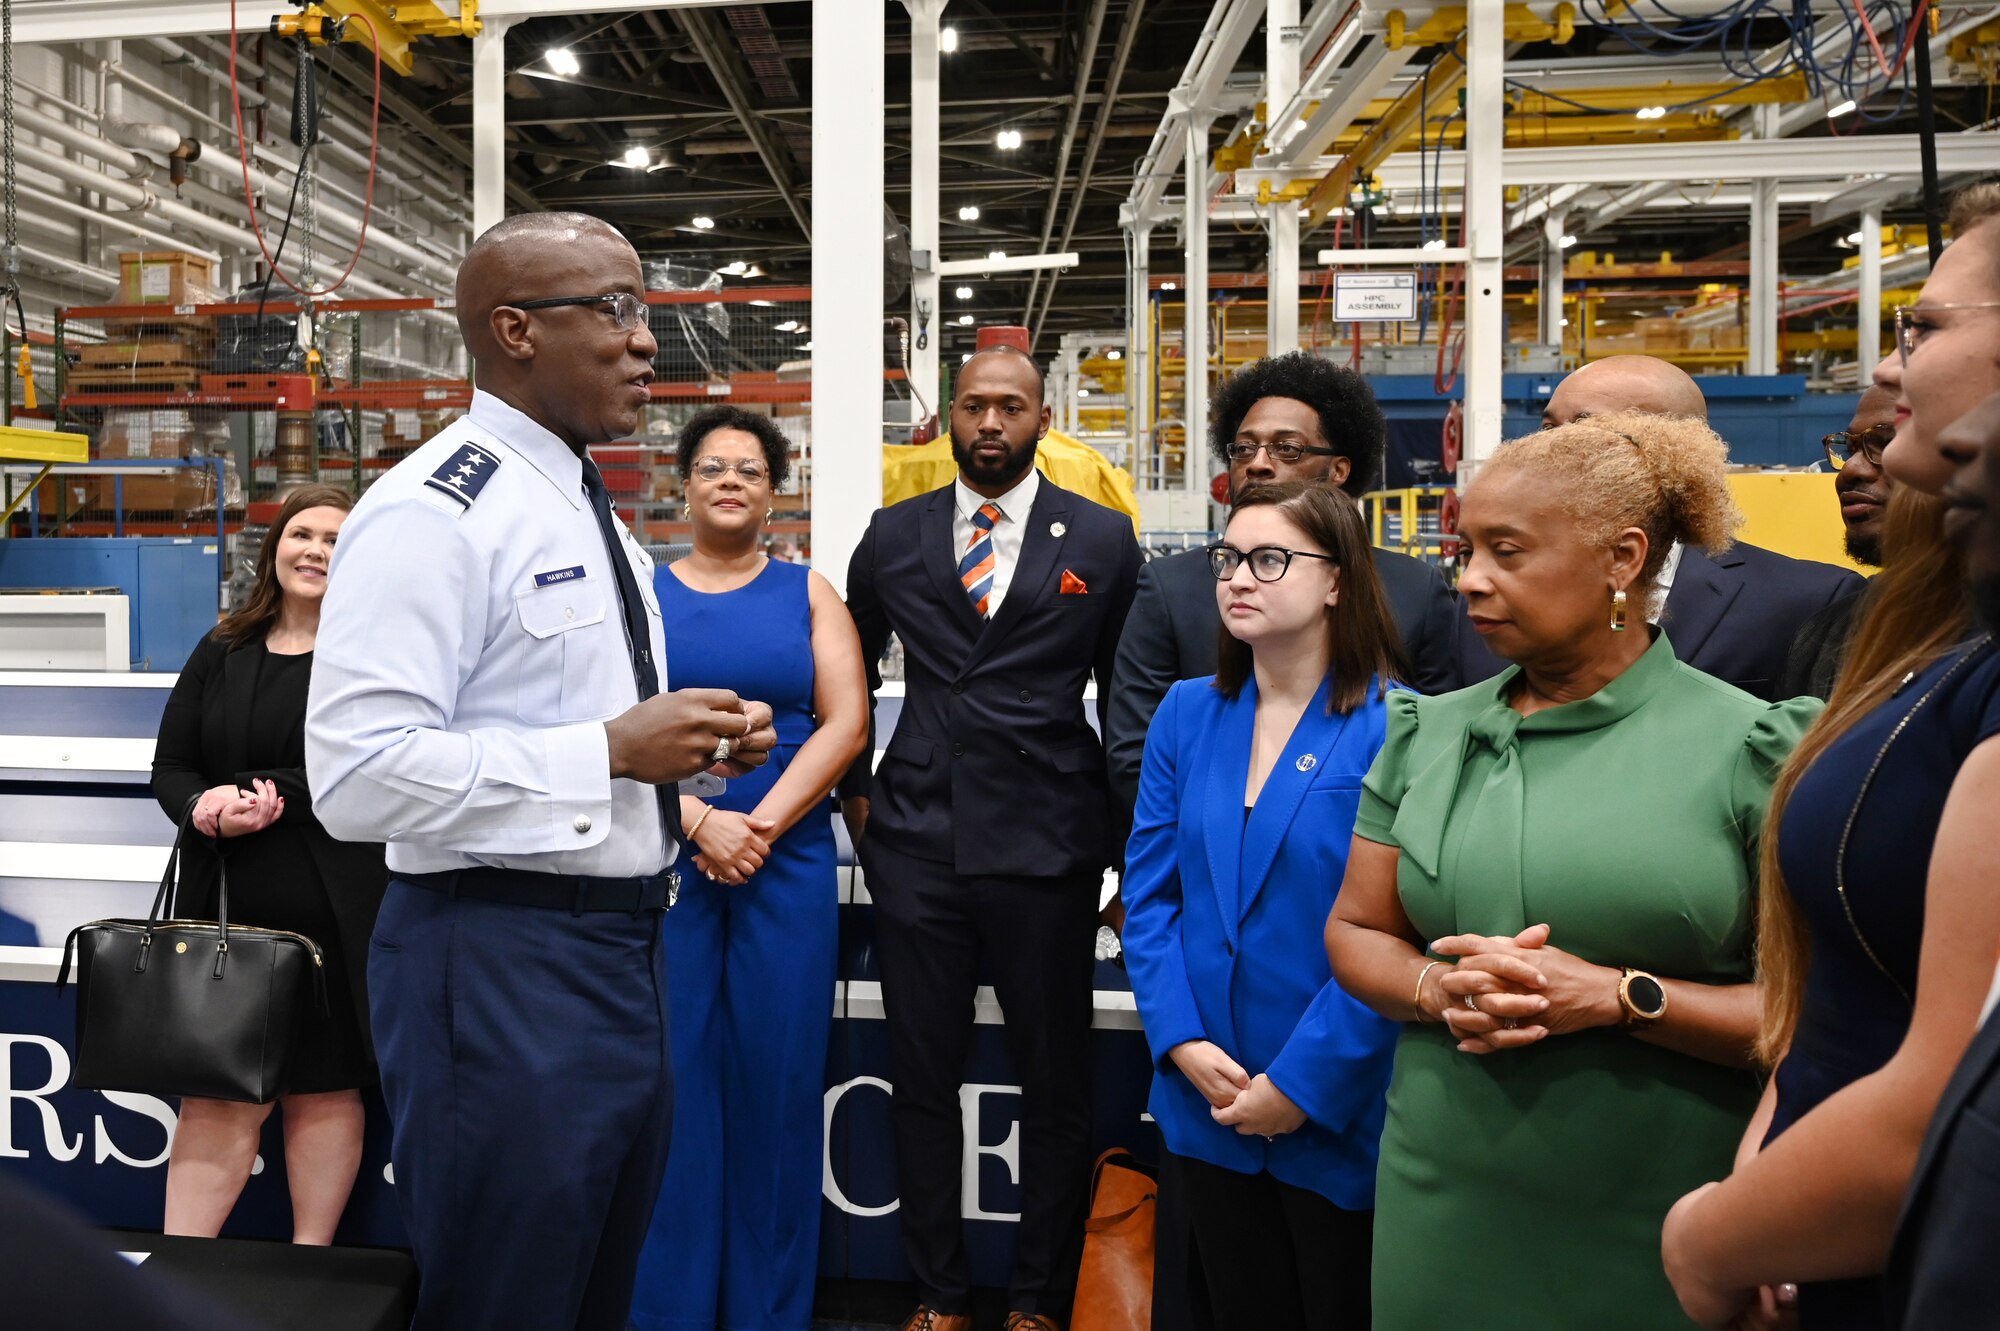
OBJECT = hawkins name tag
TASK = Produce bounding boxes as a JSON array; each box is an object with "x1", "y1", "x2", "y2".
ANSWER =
[{"x1": 533, "y1": 566, "x2": 586, "y2": 587}]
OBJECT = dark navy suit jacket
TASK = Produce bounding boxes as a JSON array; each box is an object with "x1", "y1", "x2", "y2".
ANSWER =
[
  {"x1": 1121, "y1": 674, "x2": 1398, "y2": 1209},
  {"x1": 1886, "y1": 998, "x2": 2000, "y2": 1327},
  {"x1": 844, "y1": 477, "x2": 1142, "y2": 879},
  {"x1": 1458, "y1": 541, "x2": 1863, "y2": 701}
]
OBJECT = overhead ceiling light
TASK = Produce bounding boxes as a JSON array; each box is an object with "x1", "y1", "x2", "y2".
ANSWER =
[
  {"x1": 1160, "y1": 281, "x2": 1178, "y2": 291},
  {"x1": 1421, "y1": 237, "x2": 1446, "y2": 251},
  {"x1": 957, "y1": 204, "x2": 980, "y2": 221},
  {"x1": 546, "y1": 47, "x2": 580, "y2": 76},
  {"x1": 1559, "y1": 234, "x2": 1578, "y2": 248},
  {"x1": 1106, "y1": 348, "x2": 1122, "y2": 361},
  {"x1": 1828, "y1": 99, "x2": 1857, "y2": 118},
  {"x1": 774, "y1": 319, "x2": 799, "y2": 331},
  {"x1": 620, "y1": 146, "x2": 650, "y2": 168},
  {"x1": 955, "y1": 285, "x2": 973, "y2": 299},
  {"x1": 940, "y1": 25, "x2": 958, "y2": 53},
  {"x1": 799, "y1": 341, "x2": 814, "y2": 351},
  {"x1": 958, "y1": 314, "x2": 976, "y2": 326},
  {"x1": 1561, "y1": 318, "x2": 1571, "y2": 327},
  {"x1": 1845, "y1": 230, "x2": 1867, "y2": 245},
  {"x1": 691, "y1": 215, "x2": 716, "y2": 230},
  {"x1": 1293, "y1": 118, "x2": 1309, "y2": 133},
  {"x1": 996, "y1": 129, "x2": 1022, "y2": 150},
  {"x1": 961, "y1": 353, "x2": 973, "y2": 363},
  {"x1": 1078, "y1": 389, "x2": 1090, "y2": 398},
  {"x1": 986, "y1": 250, "x2": 1007, "y2": 262},
  {"x1": 1636, "y1": 105, "x2": 1667, "y2": 120},
  {"x1": 719, "y1": 260, "x2": 751, "y2": 276},
  {"x1": 749, "y1": 298, "x2": 775, "y2": 306}
]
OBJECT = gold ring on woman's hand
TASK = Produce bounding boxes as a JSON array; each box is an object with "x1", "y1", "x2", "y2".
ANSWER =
[{"x1": 1463, "y1": 994, "x2": 1482, "y2": 1013}]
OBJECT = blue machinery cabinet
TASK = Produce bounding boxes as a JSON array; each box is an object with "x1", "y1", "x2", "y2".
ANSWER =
[
  {"x1": 1370, "y1": 373, "x2": 1859, "y2": 488},
  {"x1": 0, "y1": 537, "x2": 220, "y2": 671}
]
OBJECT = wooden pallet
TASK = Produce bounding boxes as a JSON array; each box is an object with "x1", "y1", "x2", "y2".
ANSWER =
[
  {"x1": 77, "y1": 341, "x2": 211, "y2": 367},
  {"x1": 64, "y1": 365, "x2": 205, "y2": 391},
  {"x1": 98, "y1": 315, "x2": 219, "y2": 343}
]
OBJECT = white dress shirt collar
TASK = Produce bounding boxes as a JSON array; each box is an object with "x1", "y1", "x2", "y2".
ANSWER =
[
  {"x1": 468, "y1": 389, "x2": 585, "y2": 509},
  {"x1": 954, "y1": 464, "x2": 1040, "y2": 526}
]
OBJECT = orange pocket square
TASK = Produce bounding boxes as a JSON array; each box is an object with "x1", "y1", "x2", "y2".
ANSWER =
[{"x1": 1060, "y1": 569, "x2": 1089, "y2": 595}]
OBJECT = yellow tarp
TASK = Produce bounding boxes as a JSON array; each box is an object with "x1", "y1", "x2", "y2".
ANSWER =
[
  {"x1": 1728, "y1": 471, "x2": 1872, "y2": 576},
  {"x1": 882, "y1": 429, "x2": 1141, "y2": 532}
]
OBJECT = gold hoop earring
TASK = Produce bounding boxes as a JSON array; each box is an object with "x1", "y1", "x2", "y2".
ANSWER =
[{"x1": 1610, "y1": 588, "x2": 1629, "y2": 632}]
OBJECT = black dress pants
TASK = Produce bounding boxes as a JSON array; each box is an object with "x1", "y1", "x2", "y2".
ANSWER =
[
  {"x1": 1174, "y1": 1152, "x2": 1372, "y2": 1331},
  {"x1": 862, "y1": 836, "x2": 1101, "y2": 1317}
]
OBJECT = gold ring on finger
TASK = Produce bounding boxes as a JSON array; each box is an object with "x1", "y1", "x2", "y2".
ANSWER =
[{"x1": 1463, "y1": 994, "x2": 1482, "y2": 1013}]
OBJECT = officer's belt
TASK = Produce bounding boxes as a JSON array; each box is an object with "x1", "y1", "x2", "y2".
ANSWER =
[{"x1": 400, "y1": 866, "x2": 677, "y2": 914}]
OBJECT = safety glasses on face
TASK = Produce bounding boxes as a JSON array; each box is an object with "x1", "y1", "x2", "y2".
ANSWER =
[
  {"x1": 1822, "y1": 423, "x2": 1896, "y2": 471},
  {"x1": 1894, "y1": 303, "x2": 2000, "y2": 366},
  {"x1": 1223, "y1": 440, "x2": 1339, "y2": 464},
  {"x1": 507, "y1": 292, "x2": 649, "y2": 331},
  {"x1": 1207, "y1": 542, "x2": 1337, "y2": 582},
  {"x1": 692, "y1": 456, "x2": 768, "y2": 484}
]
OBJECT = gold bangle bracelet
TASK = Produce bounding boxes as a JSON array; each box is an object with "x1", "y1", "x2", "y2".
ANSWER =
[
  {"x1": 1413, "y1": 959, "x2": 1444, "y2": 1023},
  {"x1": 686, "y1": 805, "x2": 714, "y2": 842}
]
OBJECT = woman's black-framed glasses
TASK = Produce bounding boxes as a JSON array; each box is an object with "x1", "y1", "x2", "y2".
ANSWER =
[
  {"x1": 1893, "y1": 303, "x2": 2000, "y2": 366},
  {"x1": 1821, "y1": 423, "x2": 1895, "y2": 471},
  {"x1": 1223, "y1": 440, "x2": 1340, "y2": 464},
  {"x1": 507, "y1": 292, "x2": 648, "y2": 331},
  {"x1": 1206, "y1": 542, "x2": 1336, "y2": 583}
]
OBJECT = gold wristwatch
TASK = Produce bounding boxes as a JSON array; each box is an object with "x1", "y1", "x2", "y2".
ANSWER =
[{"x1": 1618, "y1": 967, "x2": 1668, "y2": 1027}]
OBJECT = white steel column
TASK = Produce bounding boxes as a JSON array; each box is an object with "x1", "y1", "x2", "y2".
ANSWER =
[
  {"x1": 1129, "y1": 224, "x2": 1153, "y2": 478},
  {"x1": 471, "y1": 17, "x2": 517, "y2": 238},
  {"x1": 1264, "y1": 0, "x2": 1301, "y2": 355},
  {"x1": 1748, "y1": 106, "x2": 1780, "y2": 377},
  {"x1": 905, "y1": 0, "x2": 947, "y2": 420},
  {"x1": 1462, "y1": 0, "x2": 1505, "y2": 469},
  {"x1": 1540, "y1": 212, "x2": 1566, "y2": 348},
  {"x1": 811, "y1": 0, "x2": 885, "y2": 593},
  {"x1": 1183, "y1": 117, "x2": 1212, "y2": 495},
  {"x1": 1857, "y1": 206, "x2": 1883, "y2": 382}
]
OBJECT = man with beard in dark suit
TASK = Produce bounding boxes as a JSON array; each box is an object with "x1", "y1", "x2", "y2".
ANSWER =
[
  {"x1": 844, "y1": 344, "x2": 1142, "y2": 1331},
  {"x1": 1780, "y1": 384, "x2": 1896, "y2": 699}
]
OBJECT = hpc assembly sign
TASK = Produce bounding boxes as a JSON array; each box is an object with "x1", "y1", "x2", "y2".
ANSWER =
[{"x1": 1332, "y1": 272, "x2": 1418, "y2": 322}]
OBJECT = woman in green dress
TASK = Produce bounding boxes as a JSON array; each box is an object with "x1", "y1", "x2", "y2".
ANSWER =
[{"x1": 1325, "y1": 410, "x2": 1820, "y2": 1330}]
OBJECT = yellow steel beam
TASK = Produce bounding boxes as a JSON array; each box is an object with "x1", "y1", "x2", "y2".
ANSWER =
[
  {"x1": 1386, "y1": 4, "x2": 1576, "y2": 50},
  {"x1": 1306, "y1": 42, "x2": 1467, "y2": 228},
  {"x1": 276, "y1": 0, "x2": 480, "y2": 78},
  {"x1": 0, "y1": 424, "x2": 89, "y2": 464},
  {"x1": 1509, "y1": 71, "x2": 1808, "y2": 114}
]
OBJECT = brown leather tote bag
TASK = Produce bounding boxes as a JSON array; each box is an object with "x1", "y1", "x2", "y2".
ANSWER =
[{"x1": 1071, "y1": 1148, "x2": 1157, "y2": 1331}]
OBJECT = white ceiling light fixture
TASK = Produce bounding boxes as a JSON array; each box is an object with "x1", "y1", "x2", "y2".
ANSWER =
[
  {"x1": 986, "y1": 250, "x2": 1008, "y2": 262},
  {"x1": 1845, "y1": 230, "x2": 1866, "y2": 245},
  {"x1": 957, "y1": 204, "x2": 980, "y2": 221},
  {"x1": 1828, "y1": 99, "x2": 1858, "y2": 118},
  {"x1": 996, "y1": 129, "x2": 1023, "y2": 150},
  {"x1": 800, "y1": 341, "x2": 814, "y2": 351},
  {"x1": 1160, "y1": 281, "x2": 1178, "y2": 291},
  {"x1": 692, "y1": 216, "x2": 716, "y2": 230},
  {"x1": 620, "y1": 146, "x2": 650, "y2": 169},
  {"x1": 954, "y1": 285, "x2": 973, "y2": 299},
  {"x1": 958, "y1": 314, "x2": 976, "y2": 326},
  {"x1": 546, "y1": 47, "x2": 580, "y2": 76},
  {"x1": 940, "y1": 25, "x2": 958, "y2": 53},
  {"x1": 1106, "y1": 349, "x2": 1122, "y2": 361},
  {"x1": 1635, "y1": 105, "x2": 1667, "y2": 121},
  {"x1": 1559, "y1": 234, "x2": 1578, "y2": 248},
  {"x1": 1421, "y1": 237, "x2": 1446, "y2": 252},
  {"x1": 1078, "y1": 389, "x2": 1090, "y2": 398},
  {"x1": 774, "y1": 319, "x2": 799, "y2": 331},
  {"x1": 749, "y1": 299, "x2": 775, "y2": 307}
]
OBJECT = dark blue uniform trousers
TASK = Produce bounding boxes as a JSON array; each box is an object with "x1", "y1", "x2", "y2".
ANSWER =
[{"x1": 369, "y1": 880, "x2": 674, "y2": 1331}]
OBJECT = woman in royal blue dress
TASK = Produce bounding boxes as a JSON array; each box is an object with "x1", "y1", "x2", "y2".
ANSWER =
[{"x1": 631, "y1": 406, "x2": 869, "y2": 1331}]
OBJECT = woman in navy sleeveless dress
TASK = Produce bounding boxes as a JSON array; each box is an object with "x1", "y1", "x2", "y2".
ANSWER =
[{"x1": 630, "y1": 408, "x2": 868, "y2": 1331}]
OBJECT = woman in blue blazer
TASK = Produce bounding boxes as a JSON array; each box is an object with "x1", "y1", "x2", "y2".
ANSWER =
[{"x1": 1123, "y1": 481, "x2": 1405, "y2": 1329}]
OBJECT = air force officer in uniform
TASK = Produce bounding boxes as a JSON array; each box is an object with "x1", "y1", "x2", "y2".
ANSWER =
[{"x1": 307, "y1": 213, "x2": 775, "y2": 1331}]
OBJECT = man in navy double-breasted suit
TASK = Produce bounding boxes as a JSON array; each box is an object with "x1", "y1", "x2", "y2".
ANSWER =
[{"x1": 844, "y1": 345, "x2": 1142, "y2": 1331}]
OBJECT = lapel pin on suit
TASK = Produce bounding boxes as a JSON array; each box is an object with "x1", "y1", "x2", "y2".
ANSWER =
[
  {"x1": 1296, "y1": 754, "x2": 1317, "y2": 772},
  {"x1": 1060, "y1": 569, "x2": 1089, "y2": 595},
  {"x1": 1050, "y1": 521, "x2": 1066, "y2": 538}
]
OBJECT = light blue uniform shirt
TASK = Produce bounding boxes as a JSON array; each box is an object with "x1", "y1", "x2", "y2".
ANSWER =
[{"x1": 306, "y1": 390, "x2": 673, "y2": 879}]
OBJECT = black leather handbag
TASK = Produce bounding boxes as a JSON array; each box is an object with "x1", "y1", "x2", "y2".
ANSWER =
[{"x1": 56, "y1": 797, "x2": 325, "y2": 1104}]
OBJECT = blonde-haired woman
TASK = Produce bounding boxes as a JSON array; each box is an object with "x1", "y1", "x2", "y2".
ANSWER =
[
  {"x1": 1663, "y1": 183, "x2": 2000, "y2": 1331},
  {"x1": 1326, "y1": 411, "x2": 1819, "y2": 1329}
]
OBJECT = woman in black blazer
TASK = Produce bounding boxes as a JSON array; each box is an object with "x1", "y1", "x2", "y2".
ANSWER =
[{"x1": 150, "y1": 484, "x2": 387, "y2": 1243}]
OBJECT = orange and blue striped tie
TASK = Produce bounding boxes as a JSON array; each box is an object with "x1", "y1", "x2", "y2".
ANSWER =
[{"x1": 960, "y1": 502, "x2": 1002, "y2": 617}]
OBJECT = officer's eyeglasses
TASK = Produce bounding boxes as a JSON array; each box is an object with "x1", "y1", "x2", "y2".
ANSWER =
[
  {"x1": 508, "y1": 292, "x2": 649, "y2": 331},
  {"x1": 1207, "y1": 542, "x2": 1337, "y2": 583},
  {"x1": 1894, "y1": 303, "x2": 2000, "y2": 366},
  {"x1": 692, "y1": 457, "x2": 768, "y2": 485},
  {"x1": 1821, "y1": 423, "x2": 1895, "y2": 471},
  {"x1": 1224, "y1": 440, "x2": 1340, "y2": 464}
]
